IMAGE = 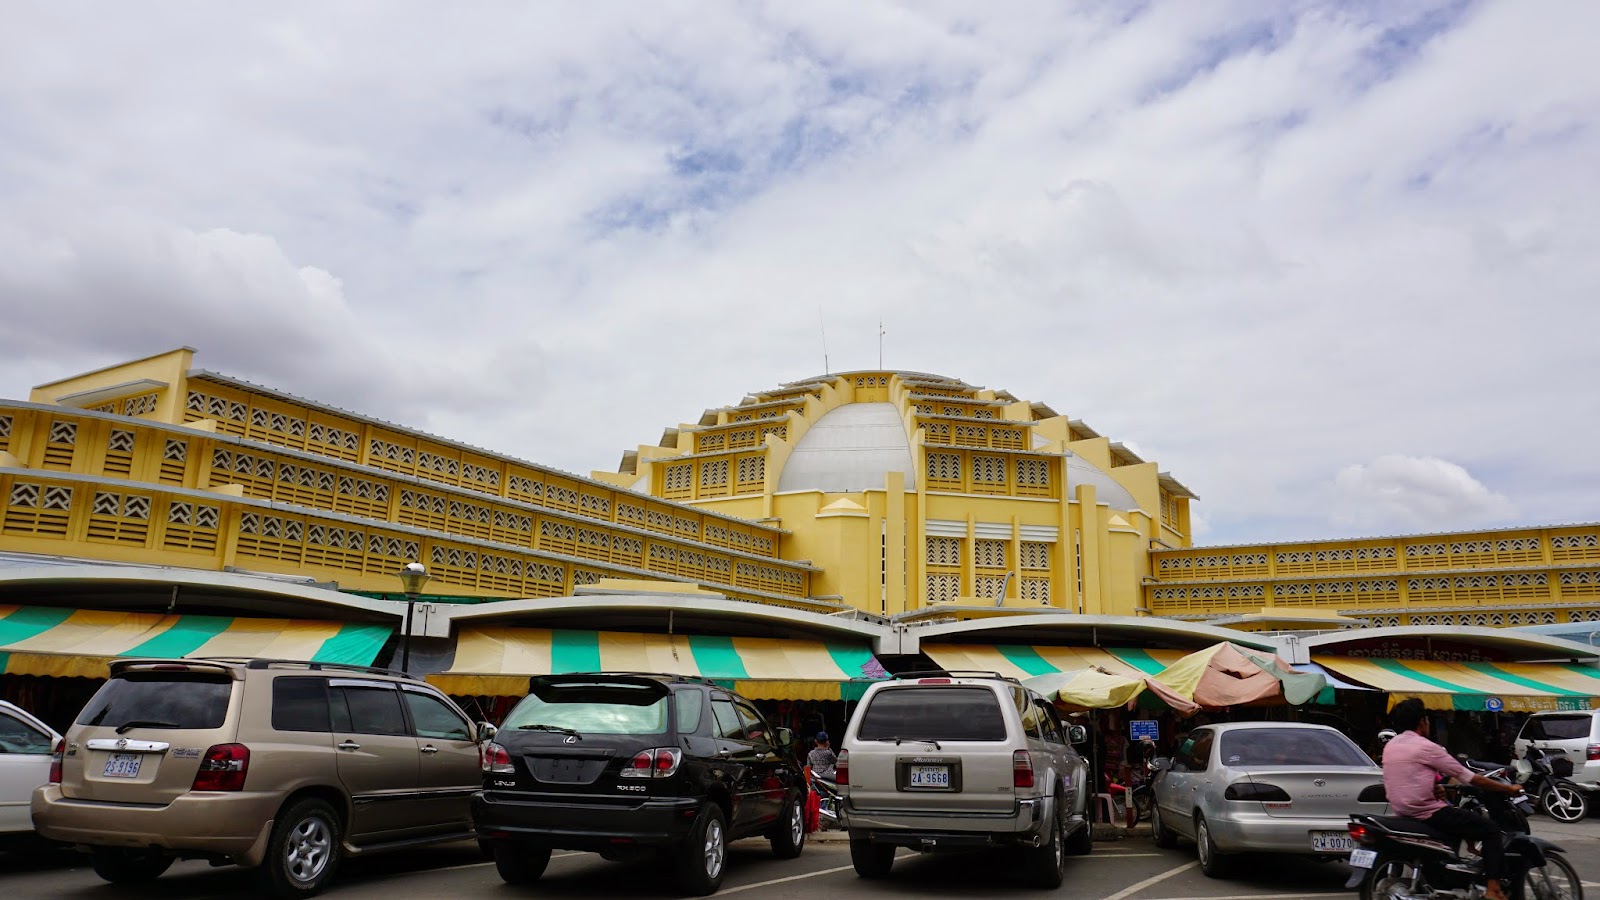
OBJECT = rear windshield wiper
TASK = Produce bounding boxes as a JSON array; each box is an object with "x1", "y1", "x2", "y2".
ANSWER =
[
  {"x1": 517, "y1": 723, "x2": 582, "y2": 738},
  {"x1": 885, "y1": 737, "x2": 942, "y2": 750},
  {"x1": 115, "y1": 720, "x2": 178, "y2": 735}
]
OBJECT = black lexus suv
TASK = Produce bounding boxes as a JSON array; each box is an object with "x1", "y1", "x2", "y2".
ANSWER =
[{"x1": 472, "y1": 673, "x2": 808, "y2": 895}]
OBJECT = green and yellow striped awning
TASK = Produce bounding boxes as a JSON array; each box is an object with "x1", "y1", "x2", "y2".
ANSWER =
[
  {"x1": 922, "y1": 644, "x2": 1187, "y2": 681},
  {"x1": 427, "y1": 626, "x2": 886, "y2": 700},
  {"x1": 0, "y1": 604, "x2": 393, "y2": 679},
  {"x1": 1314, "y1": 655, "x2": 1600, "y2": 712}
]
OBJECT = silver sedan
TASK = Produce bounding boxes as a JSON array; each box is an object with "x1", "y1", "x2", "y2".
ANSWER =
[{"x1": 1149, "y1": 722, "x2": 1388, "y2": 877}]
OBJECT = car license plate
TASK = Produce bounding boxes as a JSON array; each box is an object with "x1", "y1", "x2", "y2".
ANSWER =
[
  {"x1": 1312, "y1": 831, "x2": 1357, "y2": 852},
  {"x1": 908, "y1": 765, "x2": 949, "y2": 788},
  {"x1": 103, "y1": 753, "x2": 142, "y2": 779},
  {"x1": 1348, "y1": 848, "x2": 1377, "y2": 869}
]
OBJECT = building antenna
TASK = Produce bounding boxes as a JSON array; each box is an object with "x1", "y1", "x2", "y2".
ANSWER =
[
  {"x1": 819, "y1": 308, "x2": 830, "y2": 375},
  {"x1": 878, "y1": 319, "x2": 886, "y2": 370}
]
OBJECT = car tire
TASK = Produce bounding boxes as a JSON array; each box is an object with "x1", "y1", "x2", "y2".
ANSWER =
[
  {"x1": 1196, "y1": 815, "x2": 1230, "y2": 878},
  {"x1": 850, "y1": 836, "x2": 895, "y2": 878},
  {"x1": 675, "y1": 802, "x2": 727, "y2": 896},
  {"x1": 1023, "y1": 804, "x2": 1067, "y2": 888},
  {"x1": 1065, "y1": 808, "x2": 1093, "y2": 857},
  {"x1": 492, "y1": 841, "x2": 552, "y2": 884},
  {"x1": 89, "y1": 847, "x2": 174, "y2": 884},
  {"x1": 257, "y1": 797, "x2": 342, "y2": 899},
  {"x1": 770, "y1": 796, "x2": 806, "y2": 860},
  {"x1": 1150, "y1": 803, "x2": 1177, "y2": 849}
]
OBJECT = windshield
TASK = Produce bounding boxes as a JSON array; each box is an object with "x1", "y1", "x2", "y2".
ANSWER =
[
  {"x1": 857, "y1": 686, "x2": 1007, "y2": 742},
  {"x1": 76, "y1": 672, "x2": 232, "y2": 731},
  {"x1": 1220, "y1": 727, "x2": 1373, "y2": 767},
  {"x1": 503, "y1": 681, "x2": 670, "y2": 735}
]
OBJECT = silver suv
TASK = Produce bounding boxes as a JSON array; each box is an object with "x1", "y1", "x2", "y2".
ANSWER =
[{"x1": 836, "y1": 672, "x2": 1092, "y2": 887}]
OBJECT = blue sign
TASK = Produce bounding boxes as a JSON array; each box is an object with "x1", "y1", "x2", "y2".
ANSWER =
[
  {"x1": 1129, "y1": 720, "x2": 1160, "y2": 742},
  {"x1": 1485, "y1": 697, "x2": 1504, "y2": 712}
]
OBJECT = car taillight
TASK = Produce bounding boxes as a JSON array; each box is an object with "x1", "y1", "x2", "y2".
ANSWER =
[
  {"x1": 1013, "y1": 750, "x2": 1034, "y2": 788},
  {"x1": 621, "y1": 748, "x2": 682, "y2": 778},
  {"x1": 1357, "y1": 784, "x2": 1387, "y2": 803},
  {"x1": 191, "y1": 744, "x2": 249, "y2": 792},
  {"x1": 917, "y1": 678, "x2": 951, "y2": 684},
  {"x1": 1587, "y1": 744, "x2": 1600, "y2": 762},
  {"x1": 1348, "y1": 822, "x2": 1372, "y2": 844},
  {"x1": 48, "y1": 739, "x2": 63, "y2": 784},
  {"x1": 482, "y1": 742, "x2": 514, "y2": 774},
  {"x1": 836, "y1": 749, "x2": 848, "y2": 785},
  {"x1": 1223, "y1": 781, "x2": 1292, "y2": 802}
]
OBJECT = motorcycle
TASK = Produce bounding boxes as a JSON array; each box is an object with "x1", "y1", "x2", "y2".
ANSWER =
[
  {"x1": 1515, "y1": 746, "x2": 1589, "y2": 824},
  {"x1": 1344, "y1": 777, "x2": 1582, "y2": 900},
  {"x1": 810, "y1": 770, "x2": 841, "y2": 831},
  {"x1": 1128, "y1": 755, "x2": 1164, "y2": 824}
]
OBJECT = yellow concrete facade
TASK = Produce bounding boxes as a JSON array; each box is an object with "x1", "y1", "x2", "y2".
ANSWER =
[
  {"x1": 3, "y1": 351, "x2": 1593, "y2": 633},
  {"x1": 608, "y1": 370, "x2": 1195, "y2": 617}
]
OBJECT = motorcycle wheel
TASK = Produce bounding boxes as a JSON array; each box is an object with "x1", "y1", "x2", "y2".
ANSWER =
[
  {"x1": 1521, "y1": 851, "x2": 1583, "y2": 900},
  {"x1": 1132, "y1": 789, "x2": 1153, "y2": 823},
  {"x1": 1540, "y1": 784, "x2": 1589, "y2": 823},
  {"x1": 1361, "y1": 858, "x2": 1424, "y2": 900}
]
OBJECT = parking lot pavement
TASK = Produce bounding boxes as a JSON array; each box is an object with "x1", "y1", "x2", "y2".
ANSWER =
[{"x1": 6, "y1": 818, "x2": 1600, "y2": 899}]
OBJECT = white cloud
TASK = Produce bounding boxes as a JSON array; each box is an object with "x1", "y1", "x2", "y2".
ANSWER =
[
  {"x1": 1332, "y1": 455, "x2": 1516, "y2": 531},
  {"x1": 0, "y1": 2, "x2": 1596, "y2": 544}
]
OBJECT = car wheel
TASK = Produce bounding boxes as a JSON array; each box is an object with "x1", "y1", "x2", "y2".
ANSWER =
[
  {"x1": 1023, "y1": 804, "x2": 1067, "y2": 888},
  {"x1": 770, "y1": 796, "x2": 806, "y2": 860},
  {"x1": 1151, "y1": 804, "x2": 1177, "y2": 849},
  {"x1": 1541, "y1": 784, "x2": 1589, "y2": 823},
  {"x1": 90, "y1": 847, "x2": 173, "y2": 884},
  {"x1": 1065, "y1": 804, "x2": 1093, "y2": 857},
  {"x1": 675, "y1": 802, "x2": 727, "y2": 896},
  {"x1": 492, "y1": 841, "x2": 552, "y2": 884},
  {"x1": 1196, "y1": 816, "x2": 1230, "y2": 878},
  {"x1": 849, "y1": 836, "x2": 895, "y2": 879},
  {"x1": 257, "y1": 798, "x2": 342, "y2": 899}
]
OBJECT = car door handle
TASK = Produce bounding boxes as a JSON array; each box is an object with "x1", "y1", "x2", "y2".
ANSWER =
[
  {"x1": 717, "y1": 748, "x2": 734, "y2": 758},
  {"x1": 338, "y1": 741, "x2": 361, "y2": 752},
  {"x1": 420, "y1": 745, "x2": 439, "y2": 754}
]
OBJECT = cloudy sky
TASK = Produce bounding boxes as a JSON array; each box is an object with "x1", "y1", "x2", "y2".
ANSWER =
[{"x1": 2, "y1": 1, "x2": 1595, "y2": 546}]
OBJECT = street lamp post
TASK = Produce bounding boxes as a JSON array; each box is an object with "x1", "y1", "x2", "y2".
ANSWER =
[{"x1": 397, "y1": 562, "x2": 430, "y2": 674}]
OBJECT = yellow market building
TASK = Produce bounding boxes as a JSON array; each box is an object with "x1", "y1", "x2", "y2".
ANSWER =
[{"x1": 2, "y1": 347, "x2": 1599, "y2": 723}]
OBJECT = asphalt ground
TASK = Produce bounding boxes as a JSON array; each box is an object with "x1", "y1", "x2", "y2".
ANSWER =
[{"x1": 5, "y1": 816, "x2": 1600, "y2": 899}]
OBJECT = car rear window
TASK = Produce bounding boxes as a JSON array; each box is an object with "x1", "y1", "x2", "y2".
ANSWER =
[
  {"x1": 856, "y1": 686, "x2": 1007, "y2": 742},
  {"x1": 1523, "y1": 715, "x2": 1593, "y2": 741},
  {"x1": 504, "y1": 681, "x2": 669, "y2": 735},
  {"x1": 1219, "y1": 728, "x2": 1372, "y2": 767},
  {"x1": 76, "y1": 672, "x2": 232, "y2": 731}
]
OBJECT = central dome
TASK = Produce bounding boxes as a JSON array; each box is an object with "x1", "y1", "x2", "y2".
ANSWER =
[{"x1": 776, "y1": 403, "x2": 916, "y2": 493}]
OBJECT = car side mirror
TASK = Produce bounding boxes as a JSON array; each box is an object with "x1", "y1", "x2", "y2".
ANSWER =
[
  {"x1": 775, "y1": 727, "x2": 794, "y2": 748},
  {"x1": 1151, "y1": 757, "x2": 1170, "y2": 772},
  {"x1": 477, "y1": 722, "x2": 498, "y2": 743},
  {"x1": 1068, "y1": 725, "x2": 1088, "y2": 746}
]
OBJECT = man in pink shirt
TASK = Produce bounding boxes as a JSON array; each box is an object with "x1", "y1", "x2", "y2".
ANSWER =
[{"x1": 1383, "y1": 698, "x2": 1523, "y2": 900}]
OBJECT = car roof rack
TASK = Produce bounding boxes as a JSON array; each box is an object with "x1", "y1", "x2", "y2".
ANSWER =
[
  {"x1": 534, "y1": 671, "x2": 724, "y2": 687},
  {"x1": 889, "y1": 669, "x2": 1022, "y2": 685},
  {"x1": 212, "y1": 658, "x2": 414, "y2": 679}
]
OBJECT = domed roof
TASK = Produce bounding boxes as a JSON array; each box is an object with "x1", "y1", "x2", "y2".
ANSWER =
[
  {"x1": 1066, "y1": 455, "x2": 1138, "y2": 511},
  {"x1": 777, "y1": 403, "x2": 916, "y2": 493}
]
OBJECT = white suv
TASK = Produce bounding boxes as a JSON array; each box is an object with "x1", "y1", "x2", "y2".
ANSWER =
[
  {"x1": 1513, "y1": 711, "x2": 1600, "y2": 792},
  {"x1": 837, "y1": 673, "x2": 1092, "y2": 888}
]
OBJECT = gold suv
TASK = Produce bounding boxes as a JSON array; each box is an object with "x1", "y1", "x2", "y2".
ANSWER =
[{"x1": 32, "y1": 658, "x2": 485, "y2": 898}]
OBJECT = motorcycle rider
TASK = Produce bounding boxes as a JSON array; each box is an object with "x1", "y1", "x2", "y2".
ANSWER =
[{"x1": 1383, "y1": 698, "x2": 1523, "y2": 900}]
